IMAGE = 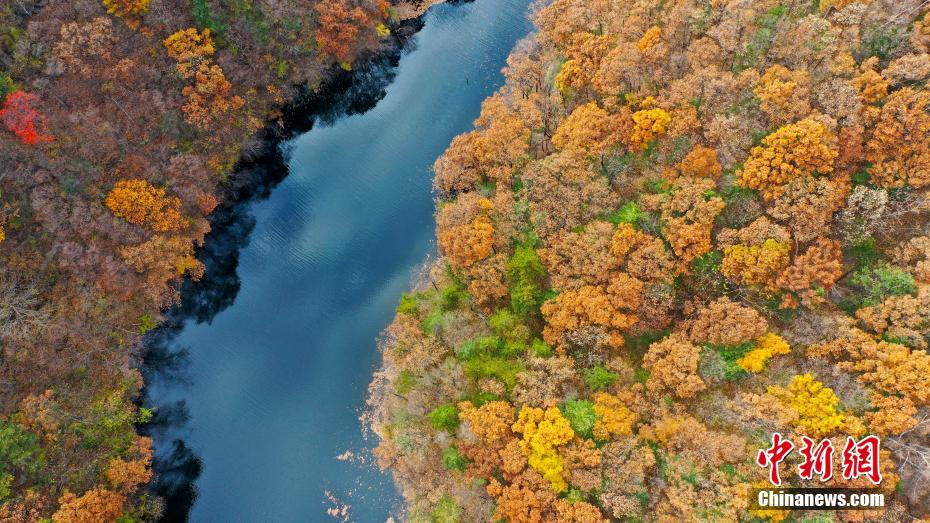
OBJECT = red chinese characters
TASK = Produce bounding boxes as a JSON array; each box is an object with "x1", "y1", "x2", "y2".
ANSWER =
[
  {"x1": 798, "y1": 436, "x2": 834, "y2": 481},
  {"x1": 757, "y1": 434, "x2": 883, "y2": 486},
  {"x1": 757, "y1": 432, "x2": 794, "y2": 486},
  {"x1": 842, "y1": 435, "x2": 882, "y2": 485}
]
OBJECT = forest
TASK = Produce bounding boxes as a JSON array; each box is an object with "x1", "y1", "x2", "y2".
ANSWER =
[
  {"x1": 0, "y1": 0, "x2": 418, "y2": 520},
  {"x1": 369, "y1": 0, "x2": 930, "y2": 521}
]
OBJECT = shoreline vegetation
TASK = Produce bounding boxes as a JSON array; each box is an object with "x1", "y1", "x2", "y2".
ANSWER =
[
  {"x1": 369, "y1": 0, "x2": 930, "y2": 521},
  {"x1": 0, "y1": 0, "x2": 435, "y2": 520}
]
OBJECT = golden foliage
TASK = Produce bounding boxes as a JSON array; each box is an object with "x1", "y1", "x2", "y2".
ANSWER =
[
  {"x1": 809, "y1": 328, "x2": 930, "y2": 404},
  {"x1": 181, "y1": 63, "x2": 246, "y2": 129},
  {"x1": 552, "y1": 102, "x2": 630, "y2": 157},
  {"x1": 737, "y1": 332, "x2": 790, "y2": 373},
  {"x1": 642, "y1": 177, "x2": 724, "y2": 262},
  {"x1": 637, "y1": 26, "x2": 662, "y2": 54},
  {"x1": 105, "y1": 437, "x2": 153, "y2": 493},
  {"x1": 438, "y1": 214, "x2": 495, "y2": 269},
  {"x1": 512, "y1": 406, "x2": 575, "y2": 492},
  {"x1": 866, "y1": 393, "x2": 918, "y2": 436},
  {"x1": 775, "y1": 238, "x2": 844, "y2": 307},
  {"x1": 163, "y1": 28, "x2": 215, "y2": 77},
  {"x1": 629, "y1": 108, "x2": 670, "y2": 151},
  {"x1": 52, "y1": 489, "x2": 125, "y2": 523},
  {"x1": 105, "y1": 179, "x2": 184, "y2": 232},
  {"x1": 738, "y1": 117, "x2": 838, "y2": 200},
  {"x1": 767, "y1": 374, "x2": 846, "y2": 437},
  {"x1": 721, "y1": 239, "x2": 791, "y2": 286},
  {"x1": 754, "y1": 65, "x2": 810, "y2": 124},
  {"x1": 865, "y1": 87, "x2": 930, "y2": 189},
  {"x1": 541, "y1": 273, "x2": 643, "y2": 349},
  {"x1": 592, "y1": 392, "x2": 636, "y2": 440},
  {"x1": 102, "y1": 0, "x2": 149, "y2": 22},
  {"x1": 851, "y1": 58, "x2": 888, "y2": 104},
  {"x1": 677, "y1": 146, "x2": 722, "y2": 179}
]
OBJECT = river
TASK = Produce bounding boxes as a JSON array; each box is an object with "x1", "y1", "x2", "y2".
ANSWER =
[{"x1": 141, "y1": 1, "x2": 533, "y2": 520}]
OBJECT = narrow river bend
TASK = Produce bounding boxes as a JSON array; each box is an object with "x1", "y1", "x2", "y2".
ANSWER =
[{"x1": 142, "y1": 1, "x2": 533, "y2": 520}]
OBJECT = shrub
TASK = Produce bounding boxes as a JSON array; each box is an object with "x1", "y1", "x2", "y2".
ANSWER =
[
  {"x1": 506, "y1": 243, "x2": 547, "y2": 316},
  {"x1": 431, "y1": 495, "x2": 462, "y2": 523},
  {"x1": 530, "y1": 339, "x2": 553, "y2": 358},
  {"x1": 428, "y1": 403, "x2": 460, "y2": 433},
  {"x1": 394, "y1": 370, "x2": 418, "y2": 395},
  {"x1": 560, "y1": 400, "x2": 598, "y2": 440},
  {"x1": 442, "y1": 445, "x2": 467, "y2": 472},
  {"x1": 848, "y1": 263, "x2": 916, "y2": 307},
  {"x1": 584, "y1": 365, "x2": 619, "y2": 391},
  {"x1": 396, "y1": 292, "x2": 419, "y2": 315}
]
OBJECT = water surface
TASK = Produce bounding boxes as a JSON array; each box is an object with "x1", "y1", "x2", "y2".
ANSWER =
[{"x1": 143, "y1": 1, "x2": 533, "y2": 520}]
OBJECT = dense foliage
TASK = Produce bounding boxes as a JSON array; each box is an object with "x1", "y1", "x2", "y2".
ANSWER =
[
  {"x1": 0, "y1": 0, "x2": 413, "y2": 519},
  {"x1": 370, "y1": 0, "x2": 930, "y2": 521}
]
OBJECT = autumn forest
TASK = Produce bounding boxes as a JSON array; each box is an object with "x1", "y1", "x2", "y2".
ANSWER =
[
  {"x1": 1, "y1": 0, "x2": 929, "y2": 521},
  {"x1": 370, "y1": 0, "x2": 930, "y2": 521}
]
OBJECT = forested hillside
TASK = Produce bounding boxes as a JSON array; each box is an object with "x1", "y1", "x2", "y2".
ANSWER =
[
  {"x1": 370, "y1": 0, "x2": 930, "y2": 520},
  {"x1": 0, "y1": 0, "x2": 413, "y2": 519}
]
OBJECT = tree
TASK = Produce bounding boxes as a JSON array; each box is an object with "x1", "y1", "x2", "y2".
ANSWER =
[
  {"x1": 592, "y1": 392, "x2": 635, "y2": 440},
  {"x1": 541, "y1": 273, "x2": 643, "y2": 349},
  {"x1": 507, "y1": 244, "x2": 547, "y2": 316},
  {"x1": 766, "y1": 374, "x2": 846, "y2": 437},
  {"x1": 102, "y1": 0, "x2": 150, "y2": 26},
  {"x1": 677, "y1": 146, "x2": 722, "y2": 179},
  {"x1": 721, "y1": 238, "x2": 791, "y2": 286},
  {"x1": 181, "y1": 63, "x2": 245, "y2": 129},
  {"x1": 552, "y1": 102, "x2": 631, "y2": 157},
  {"x1": 457, "y1": 401, "x2": 515, "y2": 444},
  {"x1": 865, "y1": 87, "x2": 930, "y2": 189},
  {"x1": 314, "y1": 0, "x2": 376, "y2": 63},
  {"x1": 512, "y1": 406, "x2": 575, "y2": 492},
  {"x1": 738, "y1": 117, "x2": 838, "y2": 200},
  {"x1": 54, "y1": 18, "x2": 117, "y2": 77},
  {"x1": 105, "y1": 179, "x2": 185, "y2": 232},
  {"x1": 775, "y1": 238, "x2": 844, "y2": 308},
  {"x1": 163, "y1": 28, "x2": 215, "y2": 78},
  {"x1": 642, "y1": 177, "x2": 725, "y2": 263},
  {"x1": 754, "y1": 64, "x2": 811, "y2": 125},
  {"x1": 0, "y1": 92, "x2": 54, "y2": 145},
  {"x1": 438, "y1": 215, "x2": 495, "y2": 269},
  {"x1": 629, "y1": 107, "x2": 671, "y2": 151},
  {"x1": 642, "y1": 332, "x2": 705, "y2": 399},
  {"x1": 52, "y1": 489, "x2": 125, "y2": 523},
  {"x1": 688, "y1": 297, "x2": 768, "y2": 346}
]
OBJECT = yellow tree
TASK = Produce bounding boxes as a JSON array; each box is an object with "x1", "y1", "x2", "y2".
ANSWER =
[
  {"x1": 105, "y1": 179, "x2": 185, "y2": 232},
  {"x1": 738, "y1": 117, "x2": 838, "y2": 200}
]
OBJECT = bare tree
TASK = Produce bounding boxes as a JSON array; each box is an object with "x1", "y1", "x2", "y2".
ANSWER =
[{"x1": 0, "y1": 271, "x2": 51, "y2": 343}]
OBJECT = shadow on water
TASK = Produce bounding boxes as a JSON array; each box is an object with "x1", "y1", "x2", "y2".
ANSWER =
[{"x1": 137, "y1": 19, "x2": 424, "y2": 522}]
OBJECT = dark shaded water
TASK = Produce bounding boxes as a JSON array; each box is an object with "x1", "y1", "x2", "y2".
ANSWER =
[{"x1": 141, "y1": 1, "x2": 533, "y2": 521}]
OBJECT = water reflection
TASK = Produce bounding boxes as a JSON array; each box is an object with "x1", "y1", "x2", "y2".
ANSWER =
[{"x1": 139, "y1": 1, "x2": 532, "y2": 520}]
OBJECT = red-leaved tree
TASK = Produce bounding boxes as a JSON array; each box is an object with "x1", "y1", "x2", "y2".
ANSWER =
[{"x1": 0, "y1": 91, "x2": 54, "y2": 145}]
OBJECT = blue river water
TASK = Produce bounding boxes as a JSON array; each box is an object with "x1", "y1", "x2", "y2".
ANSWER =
[{"x1": 142, "y1": 1, "x2": 533, "y2": 520}]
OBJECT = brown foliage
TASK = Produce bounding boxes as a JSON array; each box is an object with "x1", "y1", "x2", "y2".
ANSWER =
[
  {"x1": 642, "y1": 332, "x2": 705, "y2": 399},
  {"x1": 688, "y1": 297, "x2": 768, "y2": 346}
]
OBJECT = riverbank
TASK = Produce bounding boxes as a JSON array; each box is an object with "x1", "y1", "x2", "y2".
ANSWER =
[
  {"x1": 0, "y1": 1, "x2": 432, "y2": 519},
  {"x1": 367, "y1": 0, "x2": 930, "y2": 520}
]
